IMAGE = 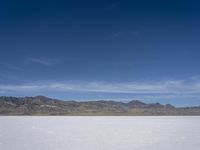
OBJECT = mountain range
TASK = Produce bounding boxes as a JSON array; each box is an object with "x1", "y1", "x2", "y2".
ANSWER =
[{"x1": 0, "y1": 96, "x2": 200, "y2": 115}]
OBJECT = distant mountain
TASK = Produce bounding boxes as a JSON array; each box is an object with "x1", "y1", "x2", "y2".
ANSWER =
[{"x1": 0, "y1": 96, "x2": 200, "y2": 115}]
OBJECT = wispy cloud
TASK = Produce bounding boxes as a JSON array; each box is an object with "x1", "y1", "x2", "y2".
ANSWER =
[
  {"x1": 109, "y1": 30, "x2": 141, "y2": 40},
  {"x1": 0, "y1": 73, "x2": 21, "y2": 81},
  {"x1": 112, "y1": 31, "x2": 124, "y2": 38},
  {"x1": 0, "y1": 79, "x2": 200, "y2": 96},
  {"x1": 131, "y1": 31, "x2": 141, "y2": 39},
  {"x1": 0, "y1": 63, "x2": 23, "y2": 71},
  {"x1": 111, "y1": 1, "x2": 120, "y2": 9},
  {"x1": 109, "y1": 61, "x2": 134, "y2": 67},
  {"x1": 29, "y1": 58, "x2": 54, "y2": 66}
]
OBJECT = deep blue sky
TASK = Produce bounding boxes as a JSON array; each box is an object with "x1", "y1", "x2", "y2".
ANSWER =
[{"x1": 0, "y1": 0, "x2": 200, "y2": 106}]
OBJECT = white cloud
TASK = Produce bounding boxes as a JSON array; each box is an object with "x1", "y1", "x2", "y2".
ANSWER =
[
  {"x1": 0, "y1": 79, "x2": 200, "y2": 95},
  {"x1": 29, "y1": 58, "x2": 53, "y2": 66}
]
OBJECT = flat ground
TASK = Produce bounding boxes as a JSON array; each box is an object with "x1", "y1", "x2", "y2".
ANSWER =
[{"x1": 0, "y1": 116, "x2": 200, "y2": 150}]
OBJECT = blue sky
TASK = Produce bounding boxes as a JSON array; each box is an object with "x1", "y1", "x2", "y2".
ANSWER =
[{"x1": 0, "y1": 0, "x2": 200, "y2": 106}]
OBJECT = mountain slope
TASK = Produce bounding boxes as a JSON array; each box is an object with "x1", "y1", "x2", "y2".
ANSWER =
[{"x1": 0, "y1": 96, "x2": 200, "y2": 115}]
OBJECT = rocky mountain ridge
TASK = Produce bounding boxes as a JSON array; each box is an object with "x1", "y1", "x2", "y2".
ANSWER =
[{"x1": 0, "y1": 96, "x2": 200, "y2": 115}]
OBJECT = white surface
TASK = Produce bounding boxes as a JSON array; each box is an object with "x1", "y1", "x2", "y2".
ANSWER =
[{"x1": 0, "y1": 116, "x2": 200, "y2": 150}]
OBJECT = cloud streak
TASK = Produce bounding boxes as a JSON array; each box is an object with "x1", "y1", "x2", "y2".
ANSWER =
[
  {"x1": 0, "y1": 79, "x2": 200, "y2": 95},
  {"x1": 109, "y1": 30, "x2": 141, "y2": 40},
  {"x1": 0, "y1": 63, "x2": 23, "y2": 71},
  {"x1": 29, "y1": 58, "x2": 53, "y2": 66}
]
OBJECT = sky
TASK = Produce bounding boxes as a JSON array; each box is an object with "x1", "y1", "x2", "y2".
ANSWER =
[{"x1": 0, "y1": 0, "x2": 200, "y2": 106}]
